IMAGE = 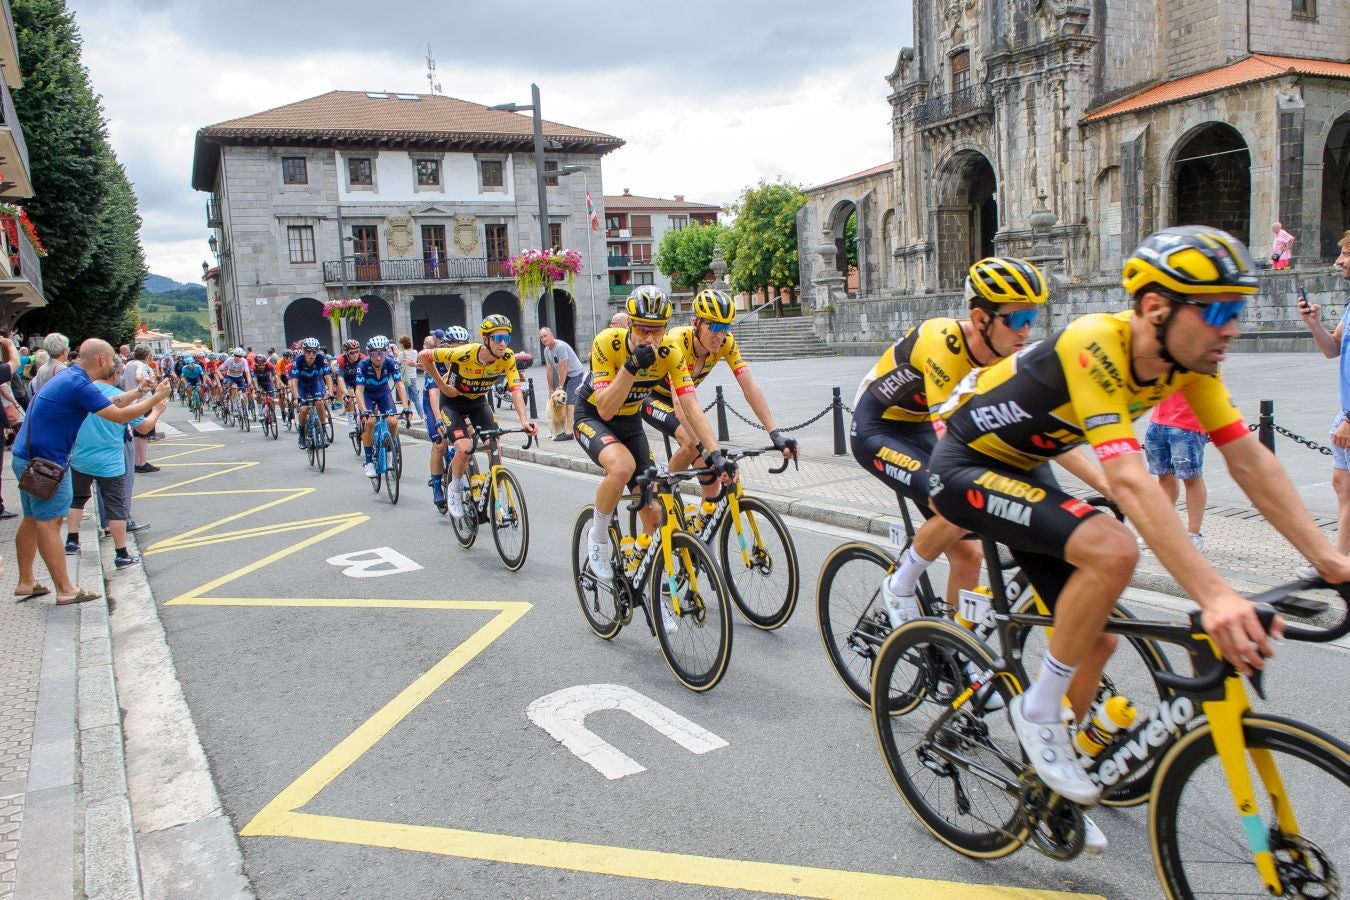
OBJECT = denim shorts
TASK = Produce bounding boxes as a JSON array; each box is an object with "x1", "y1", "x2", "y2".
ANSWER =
[
  {"x1": 1144, "y1": 423, "x2": 1207, "y2": 480},
  {"x1": 1329, "y1": 414, "x2": 1350, "y2": 471},
  {"x1": 11, "y1": 455, "x2": 74, "y2": 521}
]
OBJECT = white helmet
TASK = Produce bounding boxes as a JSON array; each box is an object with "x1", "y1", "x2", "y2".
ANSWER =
[
  {"x1": 365, "y1": 335, "x2": 390, "y2": 352},
  {"x1": 231, "y1": 347, "x2": 245, "y2": 356},
  {"x1": 446, "y1": 326, "x2": 469, "y2": 343}
]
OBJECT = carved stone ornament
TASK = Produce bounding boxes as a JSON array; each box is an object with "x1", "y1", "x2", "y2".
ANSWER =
[
  {"x1": 385, "y1": 215, "x2": 415, "y2": 257},
  {"x1": 453, "y1": 214, "x2": 480, "y2": 256}
]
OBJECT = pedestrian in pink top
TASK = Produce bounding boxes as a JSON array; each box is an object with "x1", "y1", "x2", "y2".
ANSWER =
[
  {"x1": 1143, "y1": 391, "x2": 1209, "y2": 551},
  {"x1": 1270, "y1": 222, "x2": 1295, "y2": 270}
]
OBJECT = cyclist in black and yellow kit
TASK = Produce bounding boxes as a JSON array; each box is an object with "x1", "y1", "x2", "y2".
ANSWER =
[
  {"x1": 852, "y1": 257, "x2": 1047, "y2": 626},
  {"x1": 930, "y1": 226, "x2": 1350, "y2": 810},
  {"x1": 419, "y1": 314, "x2": 537, "y2": 519},
  {"x1": 574, "y1": 285, "x2": 736, "y2": 581},
  {"x1": 641, "y1": 288, "x2": 797, "y2": 496}
]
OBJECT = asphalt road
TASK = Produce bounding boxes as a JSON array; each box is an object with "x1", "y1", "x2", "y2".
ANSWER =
[{"x1": 128, "y1": 399, "x2": 1350, "y2": 900}]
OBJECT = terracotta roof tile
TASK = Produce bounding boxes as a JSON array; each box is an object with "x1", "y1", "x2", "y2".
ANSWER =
[
  {"x1": 1084, "y1": 54, "x2": 1350, "y2": 123},
  {"x1": 809, "y1": 162, "x2": 892, "y2": 192},
  {"x1": 602, "y1": 193, "x2": 721, "y2": 211}
]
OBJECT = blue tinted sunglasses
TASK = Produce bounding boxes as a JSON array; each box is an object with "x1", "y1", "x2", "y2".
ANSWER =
[
  {"x1": 489, "y1": 333, "x2": 510, "y2": 344},
  {"x1": 991, "y1": 308, "x2": 1039, "y2": 330},
  {"x1": 706, "y1": 322, "x2": 732, "y2": 334},
  {"x1": 1172, "y1": 295, "x2": 1246, "y2": 328}
]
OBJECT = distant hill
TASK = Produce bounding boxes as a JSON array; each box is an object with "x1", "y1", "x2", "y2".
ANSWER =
[{"x1": 144, "y1": 273, "x2": 206, "y2": 298}]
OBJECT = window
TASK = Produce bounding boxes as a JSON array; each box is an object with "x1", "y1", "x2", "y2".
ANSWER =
[
  {"x1": 286, "y1": 225, "x2": 315, "y2": 264},
  {"x1": 669, "y1": 215, "x2": 688, "y2": 230},
  {"x1": 351, "y1": 225, "x2": 379, "y2": 279},
  {"x1": 415, "y1": 158, "x2": 441, "y2": 187},
  {"x1": 480, "y1": 159, "x2": 504, "y2": 190},
  {"x1": 631, "y1": 243, "x2": 652, "y2": 265},
  {"x1": 422, "y1": 225, "x2": 447, "y2": 277},
  {"x1": 634, "y1": 272, "x2": 655, "y2": 286},
  {"x1": 347, "y1": 157, "x2": 374, "y2": 187},
  {"x1": 485, "y1": 224, "x2": 509, "y2": 276},
  {"x1": 951, "y1": 50, "x2": 970, "y2": 94},
  {"x1": 282, "y1": 157, "x2": 307, "y2": 185},
  {"x1": 549, "y1": 223, "x2": 562, "y2": 250},
  {"x1": 605, "y1": 215, "x2": 623, "y2": 232},
  {"x1": 630, "y1": 214, "x2": 652, "y2": 238},
  {"x1": 1292, "y1": 0, "x2": 1315, "y2": 15},
  {"x1": 544, "y1": 160, "x2": 559, "y2": 187}
]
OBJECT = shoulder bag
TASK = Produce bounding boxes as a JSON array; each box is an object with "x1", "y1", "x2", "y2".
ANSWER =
[{"x1": 17, "y1": 407, "x2": 66, "y2": 500}]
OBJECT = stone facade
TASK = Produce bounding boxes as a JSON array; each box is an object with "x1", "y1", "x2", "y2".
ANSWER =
[{"x1": 798, "y1": 0, "x2": 1350, "y2": 314}]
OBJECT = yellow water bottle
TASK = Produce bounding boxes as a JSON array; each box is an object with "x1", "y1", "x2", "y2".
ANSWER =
[
  {"x1": 635, "y1": 532, "x2": 653, "y2": 551},
  {"x1": 1075, "y1": 695, "x2": 1137, "y2": 758},
  {"x1": 955, "y1": 586, "x2": 994, "y2": 631}
]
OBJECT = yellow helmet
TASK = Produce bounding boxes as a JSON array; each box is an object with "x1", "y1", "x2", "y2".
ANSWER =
[
  {"x1": 1121, "y1": 226, "x2": 1259, "y2": 298},
  {"x1": 625, "y1": 285, "x2": 672, "y2": 325},
  {"x1": 965, "y1": 257, "x2": 1049, "y2": 308},
  {"x1": 479, "y1": 314, "x2": 512, "y2": 337},
  {"x1": 692, "y1": 289, "x2": 735, "y2": 325}
]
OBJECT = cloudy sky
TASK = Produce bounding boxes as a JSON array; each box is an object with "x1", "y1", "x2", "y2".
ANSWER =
[{"x1": 68, "y1": 0, "x2": 912, "y2": 285}]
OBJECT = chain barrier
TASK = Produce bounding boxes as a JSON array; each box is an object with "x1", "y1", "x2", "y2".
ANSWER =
[
  {"x1": 723, "y1": 400, "x2": 835, "y2": 434},
  {"x1": 1249, "y1": 406, "x2": 1334, "y2": 456},
  {"x1": 1274, "y1": 424, "x2": 1334, "y2": 456}
]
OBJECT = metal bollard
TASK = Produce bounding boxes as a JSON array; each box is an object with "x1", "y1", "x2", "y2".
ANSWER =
[
  {"x1": 832, "y1": 386, "x2": 847, "y2": 456},
  {"x1": 526, "y1": 377, "x2": 538, "y2": 419},
  {"x1": 1258, "y1": 399, "x2": 1275, "y2": 454},
  {"x1": 714, "y1": 385, "x2": 730, "y2": 443}
]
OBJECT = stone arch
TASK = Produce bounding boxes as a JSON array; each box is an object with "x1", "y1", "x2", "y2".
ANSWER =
[
  {"x1": 539, "y1": 288, "x2": 576, "y2": 347},
  {"x1": 481, "y1": 290, "x2": 521, "y2": 338},
  {"x1": 410, "y1": 294, "x2": 466, "y2": 347},
  {"x1": 1168, "y1": 122, "x2": 1251, "y2": 244},
  {"x1": 346, "y1": 294, "x2": 394, "y2": 346},
  {"x1": 931, "y1": 147, "x2": 998, "y2": 290},
  {"x1": 1093, "y1": 166, "x2": 1122, "y2": 272},
  {"x1": 1320, "y1": 111, "x2": 1350, "y2": 260},
  {"x1": 282, "y1": 297, "x2": 327, "y2": 349},
  {"x1": 880, "y1": 208, "x2": 897, "y2": 288}
]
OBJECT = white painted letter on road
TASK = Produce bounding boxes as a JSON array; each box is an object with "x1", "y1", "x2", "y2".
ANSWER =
[
  {"x1": 325, "y1": 547, "x2": 424, "y2": 578},
  {"x1": 527, "y1": 684, "x2": 728, "y2": 780}
]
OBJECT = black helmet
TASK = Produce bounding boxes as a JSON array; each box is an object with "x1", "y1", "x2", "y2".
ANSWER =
[{"x1": 625, "y1": 285, "x2": 672, "y2": 325}]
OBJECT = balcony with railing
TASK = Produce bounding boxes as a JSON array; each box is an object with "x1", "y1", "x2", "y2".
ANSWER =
[
  {"x1": 0, "y1": 213, "x2": 45, "y2": 309},
  {"x1": 0, "y1": 75, "x2": 31, "y2": 196},
  {"x1": 322, "y1": 256, "x2": 511, "y2": 285},
  {"x1": 608, "y1": 284, "x2": 632, "y2": 297},
  {"x1": 206, "y1": 198, "x2": 222, "y2": 228},
  {"x1": 911, "y1": 86, "x2": 992, "y2": 130},
  {"x1": 630, "y1": 226, "x2": 653, "y2": 238},
  {"x1": 607, "y1": 254, "x2": 629, "y2": 267}
]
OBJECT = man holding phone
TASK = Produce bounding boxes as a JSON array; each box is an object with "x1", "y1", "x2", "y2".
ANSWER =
[{"x1": 1295, "y1": 229, "x2": 1350, "y2": 578}]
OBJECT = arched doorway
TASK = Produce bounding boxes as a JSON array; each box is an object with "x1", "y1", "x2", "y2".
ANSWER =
[
  {"x1": 1172, "y1": 123, "x2": 1250, "y2": 242},
  {"x1": 539, "y1": 289, "x2": 576, "y2": 346},
  {"x1": 346, "y1": 295, "x2": 394, "y2": 346},
  {"x1": 411, "y1": 294, "x2": 466, "y2": 348},
  {"x1": 283, "y1": 297, "x2": 327, "y2": 348},
  {"x1": 1095, "y1": 167, "x2": 1122, "y2": 273},
  {"x1": 1321, "y1": 112, "x2": 1350, "y2": 259},
  {"x1": 481, "y1": 290, "x2": 520, "y2": 340},
  {"x1": 933, "y1": 150, "x2": 998, "y2": 290}
]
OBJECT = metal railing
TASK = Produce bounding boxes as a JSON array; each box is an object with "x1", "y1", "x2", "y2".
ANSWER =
[
  {"x1": 322, "y1": 256, "x2": 509, "y2": 284},
  {"x1": 608, "y1": 284, "x2": 631, "y2": 297},
  {"x1": 206, "y1": 199, "x2": 221, "y2": 228},
  {"x1": 0, "y1": 76, "x2": 28, "y2": 177},
  {"x1": 912, "y1": 86, "x2": 991, "y2": 127},
  {"x1": 1, "y1": 215, "x2": 43, "y2": 298},
  {"x1": 606, "y1": 255, "x2": 629, "y2": 267}
]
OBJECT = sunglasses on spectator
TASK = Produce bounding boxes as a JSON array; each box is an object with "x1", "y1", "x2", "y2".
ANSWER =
[
  {"x1": 1170, "y1": 295, "x2": 1246, "y2": 328},
  {"x1": 989, "y1": 309, "x2": 1039, "y2": 330}
]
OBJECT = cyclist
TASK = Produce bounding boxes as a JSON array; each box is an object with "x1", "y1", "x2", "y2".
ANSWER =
[
  {"x1": 853, "y1": 258, "x2": 1053, "y2": 626},
  {"x1": 574, "y1": 286, "x2": 735, "y2": 584},
  {"x1": 423, "y1": 327, "x2": 467, "y2": 513},
  {"x1": 181, "y1": 354, "x2": 205, "y2": 408},
  {"x1": 641, "y1": 288, "x2": 797, "y2": 516},
  {"x1": 252, "y1": 352, "x2": 278, "y2": 426},
  {"x1": 203, "y1": 353, "x2": 221, "y2": 405},
  {"x1": 334, "y1": 339, "x2": 365, "y2": 438},
  {"x1": 930, "y1": 226, "x2": 1350, "y2": 809},
  {"x1": 220, "y1": 347, "x2": 252, "y2": 414},
  {"x1": 291, "y1": 337, "x2": 334, "y2": 449},
  {"x1": 276, "y1": 350, "x2": 295, "y2": 424},
  {"x1": 355, "y1": 335, "x2": 411, "y2": 478},
  {"x1": 419, "y1": 315, "x2": 537, "y2": 519}
]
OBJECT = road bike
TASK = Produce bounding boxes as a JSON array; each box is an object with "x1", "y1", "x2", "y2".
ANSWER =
[
  {"x1": 570, "y1": 463, "x2": 735, "y2": 692},
  {"x1": 447, "y1": 425, "x2": 534, "y2": 570},
  {"x1": 257, "y1": 390, "x2": 278, "y2": 440},
  {"x1": 279, "y1": 390, "x2": 295, "y2": 431},
  {"x1": 297, "y1": 399, "x2": 327, "y2": 472},
  {"x1": 362, "y1": 410, "x2": 410, "y2": 504},
  {"x1": 672, "y1": 445, "x2": 800, "y2": 630},
  {"x1": 188, "y1": 384, "x2": 203, "y2": 422}
]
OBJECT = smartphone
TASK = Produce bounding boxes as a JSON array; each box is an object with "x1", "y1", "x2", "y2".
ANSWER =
[{"x1": 1296, "y1": 284, "x2": 1309, "y2": 310}]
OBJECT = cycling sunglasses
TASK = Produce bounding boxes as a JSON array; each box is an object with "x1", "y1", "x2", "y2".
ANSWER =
[
  {"x1": 488, "y1": 333, "x2": 510, "y2": 344},
  {"x1": 706, "y1": 322, "x2": 732, "y2": 334},
  {"x1": 1171, "y1": 295, "x2": 1246, "y2": 328},
  {"x1": 990, "y1": 308, "x2": 1039, "y2": 330}
]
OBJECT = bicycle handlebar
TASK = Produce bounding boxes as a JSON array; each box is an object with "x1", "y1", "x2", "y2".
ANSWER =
[
  {"x1": 718, "y1": 444, "x2": 798, "y2": 475},
  {"x1": 468, "y1": 425, "x2": 536, "y2": 453}
]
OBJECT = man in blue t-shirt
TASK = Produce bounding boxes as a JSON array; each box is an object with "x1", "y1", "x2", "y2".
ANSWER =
[{"x1": 12, "y1": 338, "x2": 170, "y2": 605}]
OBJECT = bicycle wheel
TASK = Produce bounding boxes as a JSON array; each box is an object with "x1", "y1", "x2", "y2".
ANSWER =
[
  {"x1": 369, "y1": 436, "x2": 382, "y2": 492},
  {"x1": 267, "y1": 406, "x2": 278, "y2": 440},
  {"x1": 489, "y1": 468, "x2": 529, "y2": 570},
  {"x1": 816, "y1": 542, "x2": 911, "y2": 708},
  {"x1": 651, "y1": 530, "x2": 733, "y2": 692},
  {"x1": 314, "y1": 421, "x2": 326, "y2": 472},
  {"x1": 450, "y1": 467, "x2": 479, "y2": 549},
  {"x1": 324, "y1": 417, "x2": 335, "y2": 443},
  {"x1": 240, "y1": 401, "x2": 250, "y2": 432},
  {"x1": 306, "y1": 422, "x2": 317, "y2": 468},
  {"x1": 871, "y1": 618, "x2": 1026, "y2": 859},
  {"x1": 385, "y1": 435, "x2": 400, "y2": 505},
  {"x1": 570, "y1": 506, "x2": 623, "y2": 639},
  {"x1": 717, "y1": 496, "x2": 799, "y2": 630},
  {"x1": 261, "y1": 406, "x2": 272, "y2": 438},
  {"x1": 1151, "y1": 714, "x2": 1350, "y2": 900}
]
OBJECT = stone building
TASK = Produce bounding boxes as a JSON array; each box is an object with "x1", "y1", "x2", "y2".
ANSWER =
[
  {"x1": 602, "y1": 189, "x2": 720, "y2": 309},
  {"x1": 191, "y1": 90, "x2": 623, "y2": 355},
  {"x1": 799, "y1": 0, "x2": 1350, "y2": 310},
  {"x1": 0, "y1": 0, "x2": 44, "y2": 327}
]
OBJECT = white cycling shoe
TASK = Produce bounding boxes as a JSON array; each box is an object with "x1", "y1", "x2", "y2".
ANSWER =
[
  {"x1": 587, "y1": 527, "x2": 614, "y2": 580},
  {"x1": 659, "y1": 583, "x2": 678, "y2": 636},
  {"x1": 1009, "y1": 696, "x2": 1102, "y2": 806},
  {"x1": 1081, "y1": 814, "x2": 1108, "y2": 855},
  {"x1": 880, "y1": 577, "x2": 919, "y2": 629},
  {"x1": 363, "y1": 461, "x2": 376, "y2": 478},
  {"x1": 447, "y1": 491, "x2": 465, "y2": 520}
]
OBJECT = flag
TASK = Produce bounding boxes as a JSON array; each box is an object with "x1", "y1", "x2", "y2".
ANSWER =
[
  {"x1": 586, "y1": 191, "x2": 600, "y2": 232},
  {"x1": 430, "y1": 243, "x2": 441, "y2": 277}
]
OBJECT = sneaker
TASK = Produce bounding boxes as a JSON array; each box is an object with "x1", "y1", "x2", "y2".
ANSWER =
[
  {"x1": 552, "y1": 433, "x2": 574, "y2": 442},
  {"x1": 1295, "y1": 564, "x2": 1319, "y2": 581},
  {"x1": 586, "y1": 526, "x2": 614, "y2": 580},
  {"x1": 880, "y1": 576, "x2": 919, "y2": 629},
  {"x1": 1009, "y1": 695, "x2": 1101, "y2": 806},
  {"x1": 447, "y1": 491, "x2": 464, "y2": 520},
  {"x1": 659, "y1": 582, "x2": 678, "y2": 636},
  {"x1": 1188, "y1": 532, "x2": 1205, "y2": 552},
  {"x1": 134, "y1": 463, "x2": 160, "y2": 474},
  {"x1": 964, "y1": 660, "x2": 1005, "y2": 711},
  {"x1": 127, "y1": 522, "x2": 151, "y2": 534},
  {"x1": 363, "y1": 461, "x2": 376, "y2": 478},
  {"x1": 113, "y1": 554, "x2": 141, "y2": 570},
  {"x1": 1081, "y1": 813, "x2": 1108, "y2": 856},
  {"x1": 65, "y1": 539, "x2": 79, "y2": 555}
]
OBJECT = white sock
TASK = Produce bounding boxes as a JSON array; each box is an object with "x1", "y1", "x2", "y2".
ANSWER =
[
  {"x1": 450, "y1": 478, "x2": 463, "y2": 496},
  {"x1": 1023, "y1": 651, "x2": 1077, "y2": 724},
  {"x1": 886, "y1": 546, "x2": 932, "y2": 596},
  {"x1": 591, "y1": 509, "x2": 612, "y2": 546}
]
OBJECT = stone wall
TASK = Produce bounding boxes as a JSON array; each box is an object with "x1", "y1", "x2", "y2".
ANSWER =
[{"x1": 1248, "y1": 0, "x2": 1350, "y2": 61}]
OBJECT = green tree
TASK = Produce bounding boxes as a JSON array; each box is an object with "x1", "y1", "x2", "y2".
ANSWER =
[
  {"x1": 724, "y1": 180, "x2": 808, "y2": 299},
  {"x1": 654, "y1": 221, "x2": 732, "y2": 292},
  {"x1": 843, "y1": 210, "x2": 858, "y2": 270},
  {"x1": 66, "y1": 152, "x2": 145, "y2": 344}
]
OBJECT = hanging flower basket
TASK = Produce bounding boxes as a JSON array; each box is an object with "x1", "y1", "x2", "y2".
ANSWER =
[
  {"x1": 323, "y1": 297, "x2": 368, "y2": 325},
  {"x1": 505, "y1": 248, "x2": 583, "y2": 300},
  {"x1": 0, "y1": 202, "x2": 48, "y2": 257}
]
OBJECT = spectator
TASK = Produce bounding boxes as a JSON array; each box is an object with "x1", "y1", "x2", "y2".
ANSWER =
[
  {"x1": 1143, "y1": 392, "x2": 1208, "y2": 552},
  {"x1": 117, "y1": 344, "x2": 131, "y2": 361},
  {"x1": 0, "y1": 334, "x2": 19, "y2": 520},
  {"x1": 539, "y1": 326, "x2": 586, "y2": 440},
  {"x1": 12, "y1": 338, "x2": 169, "y2": 605},
  {"x1": 100, "y1": 357, "x2": 150, "y2": 537},
  {"x1": 121, "y1": 345, "x2": 158, "y2": 473},
  {"x1": 1295, "y1": 230, "x2": 1350, "y2": 579},
  {"x1": 397, "y1": 335, "x2": 420, "y2": 418},
  {"x1": 30, "y1": 332, "x2": 69, "y2": 395},
  {"x1": 13, "y1": 345, "x2": 30, "y2": 407},
  {"x1": 609, "y1": 311, "x2": 629, "y2": 329},
  {"x1": 1271, "y1": 222, "x2": 1295, "y2": 270}
]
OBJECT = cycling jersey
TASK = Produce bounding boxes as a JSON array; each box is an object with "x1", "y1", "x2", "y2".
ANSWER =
[
  {"x1": 355, "y1": 357, "x2": 401, "y2": 394},
  {"x1": 220, "y1": 357, "x2": 250, "y2": 379},
  {"x1": 181, "y1": 364, "x2": 203, "y2": 384},
  {"x1": 254, "y1": 365, "x2": 274, "y2": 387},
  {"x1": 426, "y1": 344, "x2": 521, "y2": 401},
  {"x1": 578, "y1": 327, "x2": 694, "y2": 417},
  {"x1": 647, "y1": 326, "x2": 748, "y2": 401},
  {"x1": 336, "y1": 353, "x2": 365, "y2": 387},
  {"x1": 292, "y1": 352, "x2": 331, "y2": 383},
  {"x1": 938, "y1": 310, "x2": 1247, "y2": 471},
  {"x1": 854, "y1": 318, "x2": 975, "y2": 425}
]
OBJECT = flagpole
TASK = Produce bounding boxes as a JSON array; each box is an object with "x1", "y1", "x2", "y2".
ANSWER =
[{"x1": 584, "y1": 172, "x2": 598, "y2": 340}]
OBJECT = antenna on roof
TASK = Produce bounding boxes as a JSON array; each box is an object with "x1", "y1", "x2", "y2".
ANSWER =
[{"x1": 426, "y1": 43, "x2": 442, "y2": 96}]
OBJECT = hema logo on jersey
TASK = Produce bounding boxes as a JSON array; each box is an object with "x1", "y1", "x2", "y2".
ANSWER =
[
  {"x1": 1090, "y1": 696, "x2": 1196, "y2": 787},
  {"x1": 968, "y1": 400, "x2": 1033, "y2": 433},
  {"x1": 874, "y1": 366, "x2": 921, "y2": 401}
]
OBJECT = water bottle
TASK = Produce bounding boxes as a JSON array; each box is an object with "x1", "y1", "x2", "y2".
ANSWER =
[
  {"x1": 955, "y1": 586, "x2": 994, "y2": 633},
  {"x1": 620, "y1": 535, "x2": 636, "y2": 564},
  {"x1": 1075, "y1": 695, "x2": 1137, "y2": 759}
]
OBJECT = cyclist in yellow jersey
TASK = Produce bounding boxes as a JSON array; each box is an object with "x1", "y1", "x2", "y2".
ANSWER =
[
  {"x1": 574, "y1": 286, "x2": 735, "y2": 581},
  {"x1": 641, "y1": 289, "x2": 797, "y2": 499},
  {"x1": 930, "y1": 226, "x2": 1350, "y2": 811},
  {"x1": 853, "y1": 258, "x2": 1047, "y2": 624},
  {"x1": 419, "y1": 314, "x2": 537, "y2": 519}
]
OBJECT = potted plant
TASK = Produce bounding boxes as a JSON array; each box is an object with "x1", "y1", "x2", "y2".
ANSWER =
[
  {"x1": 322, "y1": 297, "x2": 369, "y2": 325},
  {"x1": 505, "y1": 248, "x2": 584, "y2": 300}
]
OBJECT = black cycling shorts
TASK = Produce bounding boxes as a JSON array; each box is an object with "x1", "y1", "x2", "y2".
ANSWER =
[
  {"x1": 439, "y1": 395, "x2": 496, "y2": 442},
  {"x1": 640, "y1": 395, "x2": 681, "y2": 440},
  {"x1": 928, "y1": 440, "x2": 1104, "y2": 610},
  {"x1": 574, "y1": 408, "x2": 651, "y2": 489},
  {"x1": 851, "y1": 411, "x2": 937, "y2": 519}
]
